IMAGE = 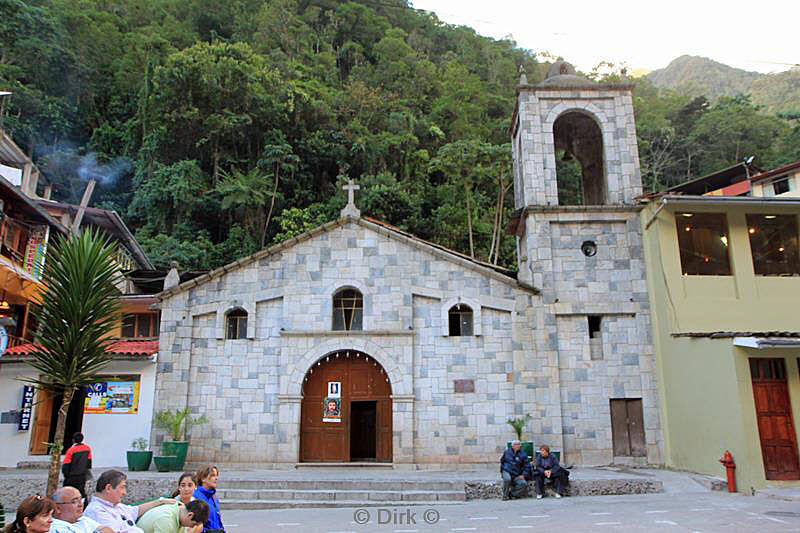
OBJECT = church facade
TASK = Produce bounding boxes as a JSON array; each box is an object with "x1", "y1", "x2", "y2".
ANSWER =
[{"x1": 152, "y1": 63, "x2": 663, "y2": 467}]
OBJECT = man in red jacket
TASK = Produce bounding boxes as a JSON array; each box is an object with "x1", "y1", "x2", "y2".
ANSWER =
[{"x1": 62, "y1": 432, "x2": 92, "y2": 501}]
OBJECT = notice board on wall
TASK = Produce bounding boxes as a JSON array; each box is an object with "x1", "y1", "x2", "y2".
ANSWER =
[{"x1": 84, "y1": 375, "x2": 141, "y2": 414}]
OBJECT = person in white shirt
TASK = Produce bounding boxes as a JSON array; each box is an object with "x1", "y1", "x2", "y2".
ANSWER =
[
  {"x1": 49, "y1": 487, "x2": 113, "y2": 533},
  {"x1": 83, "y1": 470, "x2": 174, "y2": 533}
]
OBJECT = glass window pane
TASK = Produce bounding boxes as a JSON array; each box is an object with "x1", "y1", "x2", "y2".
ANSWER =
[
  {"x1": 332, "y1": 309, "x2": 345, "y2": 331},
  {"x1": 351, "y1": 309, "x2": 363, "y2": 331},
  {"x1": 237, "y1": 317, "x2": 247, "y2": 339},
  {"x1": 121, "y1": 315, "x2": 135, "y2": 338},
  {"x1": 747, "y1": 214, "x2": 800, "y2": 276},
  {"x1": 460, "y1": 312, "x2": 473, "y2": 336},
  {"x1": 137, "y1": 314, "x2": 152, "y2": 337},
  {"x1": 226, "y1": 318, "x2": 237, "y2": 339},
  {"x1": 676, "y1": 213, "x2": 731, "y2": 276}
]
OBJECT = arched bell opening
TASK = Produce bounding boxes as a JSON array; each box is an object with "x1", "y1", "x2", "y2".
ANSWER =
[{"x1": 553, "y1": 111, "x2": 606, "y2": 205}]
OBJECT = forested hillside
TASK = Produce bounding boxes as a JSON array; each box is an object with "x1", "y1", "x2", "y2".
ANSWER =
[
  {"x1": 2, "y1": 1, "x2": 798, "y2": 271},
  {"x1": 648, "y1": 55, "x2": 800, "y2": 114}
]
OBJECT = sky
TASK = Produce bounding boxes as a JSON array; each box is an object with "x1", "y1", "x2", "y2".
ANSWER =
[{"x1": 411, "y1": 0, "x2": 799, "y2": 75}]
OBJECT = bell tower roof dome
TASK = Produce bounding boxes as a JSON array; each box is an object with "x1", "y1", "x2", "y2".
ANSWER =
[{"x1": 538, "y1": 61, "x2": 596, "y2": 88}]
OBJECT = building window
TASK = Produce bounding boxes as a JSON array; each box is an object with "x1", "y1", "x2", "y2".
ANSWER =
[
  {"x1": 676, "y1": 212, "x2": 732, "y2": 276},
  {"x1": 747, "y1": 214, "x2": 800, "y2": 276},
  {"x1": 448, "y1": 304, "x2": 473, "y2": 336},
  {"x1": 588, "y1": 315, "x2": 603, "y2": 360},
  {"x1": 772, "y1": 178, "x2": 791, "y2": 196},
  {"x1": 332, "y1": 288, "x2": 363, "y2": 331},
  {"x1": 121, "y1": 313, "x2": 159, "y2": 338},
  {"x1": 226, "y1": 308, "x2": 248, "y2": 339}
]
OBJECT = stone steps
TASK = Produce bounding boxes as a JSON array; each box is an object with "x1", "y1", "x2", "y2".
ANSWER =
[{"x1": 217, "y1": 480, "x2": 466, "y2": 509}]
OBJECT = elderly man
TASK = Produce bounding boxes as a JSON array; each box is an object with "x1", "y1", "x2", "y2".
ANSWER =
[
  {"x1": 499, "y1": 440, "x2": 530, "y2": 500},
  {"x1": 533, "y1": 445, "x2": 569, "y2": 499},
  {"x1": 49, "y1": 486, "x2": 114, "y2": 533},
  {"x1": 84, "y1": 470, "x2": 175, "y2": 533}
]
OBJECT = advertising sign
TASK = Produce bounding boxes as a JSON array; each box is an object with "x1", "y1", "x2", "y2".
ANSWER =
[
  {"x1": 84, "y1": 376, "x2": 140, "y2": 414},
  {"x1": 18, "y1": 385, "x2": 34, "y2": 431}
]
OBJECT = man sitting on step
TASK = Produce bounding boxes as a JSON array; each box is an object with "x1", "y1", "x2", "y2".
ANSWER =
[
  {"x1": 500, "y1": 440, "x2": 530, "y2": 500},
  {"x1": 532, "y1": 445, "x2": 569, "y2": 499}
]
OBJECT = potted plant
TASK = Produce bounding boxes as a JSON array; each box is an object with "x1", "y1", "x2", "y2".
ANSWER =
[
  {"x1": 506, "y1": 414, "x2": 534, "y2": 457},
  {"x1": 126, "y1": 438, "x2": 153, "y2": 471},
  {"x1": 154, "y1": 408, "x2": 208, "y2": 471}
]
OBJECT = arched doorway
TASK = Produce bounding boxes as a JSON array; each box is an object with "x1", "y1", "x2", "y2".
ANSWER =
[{"x1": 300, "y1": 350, "x2": 392, "y2": 462}]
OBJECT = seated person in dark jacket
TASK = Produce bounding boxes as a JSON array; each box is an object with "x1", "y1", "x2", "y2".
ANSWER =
[
  {"x1": 500, "y1": 440, "x2": 530, "y2": 500},
  {"x1": 533, "y1": 445, "x2": 568, "y2": 498}
]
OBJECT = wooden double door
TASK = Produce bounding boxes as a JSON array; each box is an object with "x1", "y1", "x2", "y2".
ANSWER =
[
  {"x1": 300, "y1": 351, "x2": 392, "y2": 462},
  {"x1": 749, "y1": 358, "x2": 800, "y2": 480}
]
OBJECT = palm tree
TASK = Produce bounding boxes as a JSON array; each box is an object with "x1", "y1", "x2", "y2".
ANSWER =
[{"x1": 25, "y1": 229, "x2": 121, "y2": 494}]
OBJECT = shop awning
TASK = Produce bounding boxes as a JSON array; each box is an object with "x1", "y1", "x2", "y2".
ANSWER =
[
  {"x1": 733, "y1": 337, "x2": 800, "y2": 349},
  {"x1": 2, "y1": 339, "x2": 158, "y2": 359}
]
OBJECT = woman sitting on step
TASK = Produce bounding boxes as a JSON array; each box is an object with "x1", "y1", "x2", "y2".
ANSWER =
[{"x1": 193, "y1": 466, "x2": 225, "y2": 533}]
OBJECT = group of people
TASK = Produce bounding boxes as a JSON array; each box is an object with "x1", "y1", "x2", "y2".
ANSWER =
[
  {"x1": 500, "y1": 441, "x2": 570, "y2": 500},
  {"x1": 3, "y1": 465, "x2": 227, "y2": 533}
]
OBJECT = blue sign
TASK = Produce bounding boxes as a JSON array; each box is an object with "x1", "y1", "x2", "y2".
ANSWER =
[{"x1": 18, "y1": 386, "x2": 34, "y2": 431}]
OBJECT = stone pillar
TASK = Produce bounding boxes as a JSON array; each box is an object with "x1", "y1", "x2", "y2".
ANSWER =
[
  {"x1": 277, "y1": 395, "x2": 302, "y2": 463},
  {"x1": 392, "y1": 394, "x2": 415, "y2": 467}
]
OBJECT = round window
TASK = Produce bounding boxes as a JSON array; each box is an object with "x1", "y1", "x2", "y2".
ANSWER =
[{"x1": 581, "y1": 240, "x2": 597, "y2": 257}]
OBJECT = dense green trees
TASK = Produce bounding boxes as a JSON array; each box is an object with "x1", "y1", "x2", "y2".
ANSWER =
[{"x1": 1, "y1": 1, "x2": 797, "y2": 271}]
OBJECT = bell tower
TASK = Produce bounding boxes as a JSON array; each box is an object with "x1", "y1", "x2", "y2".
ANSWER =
[{"x1": 509, "y1": 62, "x2": 662, "y2": 466}]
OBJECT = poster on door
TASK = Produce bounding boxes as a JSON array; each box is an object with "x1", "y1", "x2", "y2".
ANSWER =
[
  {"x1": 84, "y1": 376, "x2": 140, "y2": 414},
  {"x1": 322, "y1": 397, "x2": 341, "y2": 423}
]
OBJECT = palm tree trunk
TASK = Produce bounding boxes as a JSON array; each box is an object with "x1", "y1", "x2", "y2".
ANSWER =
[{"x1": 48, "y1": 386, "x2": 75, "y2": 495}]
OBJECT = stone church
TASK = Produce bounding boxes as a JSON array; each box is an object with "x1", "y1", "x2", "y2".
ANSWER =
[{"x1": 153, "y1": 62, "x2": 663, "y2": 467}]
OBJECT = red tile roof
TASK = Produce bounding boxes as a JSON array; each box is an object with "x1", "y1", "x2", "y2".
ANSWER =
[{"x1": 3, "y1": 339, "x2": 158, "y2": 358}]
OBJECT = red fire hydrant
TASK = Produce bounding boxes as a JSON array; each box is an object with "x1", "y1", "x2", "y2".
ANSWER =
[{"x1": 719, "y1": 450, "x2": 736, "y2": 493}]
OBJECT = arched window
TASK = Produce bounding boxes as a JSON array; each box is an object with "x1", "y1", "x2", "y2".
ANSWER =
[
  {"x1": 226, "y1": 308, "x2": 248, "y2": 339},
  {"x1": 554, "y1": 111, "x2": 605, "y2": 205},
  {"x1": 448, "y1": 304, "x2": 473, "y2": 336},
  {"x1": 332, "y1": 288, "x2": 363, "y2": 331}
]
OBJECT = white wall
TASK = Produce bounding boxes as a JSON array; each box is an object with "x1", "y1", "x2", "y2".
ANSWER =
[
  {"x1": 0, "y1": 359, "x2": 156, "y2": 468},
  {"x1": 0, "y1": 163, "x2": 22, "y2": 186}
]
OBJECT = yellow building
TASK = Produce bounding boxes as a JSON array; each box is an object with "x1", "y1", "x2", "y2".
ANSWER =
[{"x1": 641, "y1": 194, "x2": 800, "y2": 492}]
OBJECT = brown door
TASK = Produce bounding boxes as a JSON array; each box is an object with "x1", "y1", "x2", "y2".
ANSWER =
[
  {"x1": 300, "y1": 351, "x2": 392, "y2": 462},
  {"x1": 610, "y1": 398, "x2": 646, "y2": 457},
  {"x1": 750, "y1": 358, "x2": 800, "y2": 480},
  {"x1": 30, "y1": 389, "x2": 54, "y2": 455}
]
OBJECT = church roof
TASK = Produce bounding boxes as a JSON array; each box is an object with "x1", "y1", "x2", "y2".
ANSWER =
[{"x1": 158, "y1": 215, "x2": 539, "y2": 300}]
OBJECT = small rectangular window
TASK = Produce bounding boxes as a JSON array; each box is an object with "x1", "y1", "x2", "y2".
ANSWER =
[
  {"x1": 747, "y1": 214, "x2": 800, "y2": 276},
  {"x1": 588, "y1": 315, "x2": 603, "y2": 360},
  {"x1": 137, "y1": 314, "x2": 152, "y2": 337},
  {"x1": 121, "y1": 315, "x2": 136, "y2": 338},
  {"x1": 676, "y1": 212, "x2": 732, "y2": 276},
  {"x1": 588, "y1": 315, "x2": 601, "y2": 339},
  {"x1": 772, "y1": 178, "x2": 791, "y2": 195}
]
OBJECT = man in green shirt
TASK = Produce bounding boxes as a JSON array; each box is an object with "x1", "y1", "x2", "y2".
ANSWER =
[{"x1": 136, "y1": 501, "x2": 209, "y2": 533}]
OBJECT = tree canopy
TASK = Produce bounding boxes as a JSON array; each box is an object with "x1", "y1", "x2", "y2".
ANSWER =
[{"x1": 2, "y1": 1, "x2": 797, "y2": 271}]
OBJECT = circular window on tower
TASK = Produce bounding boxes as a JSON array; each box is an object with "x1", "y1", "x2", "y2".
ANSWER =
[{"x1": 581, "y1": 240, "x2": 597, "y2": 257}]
